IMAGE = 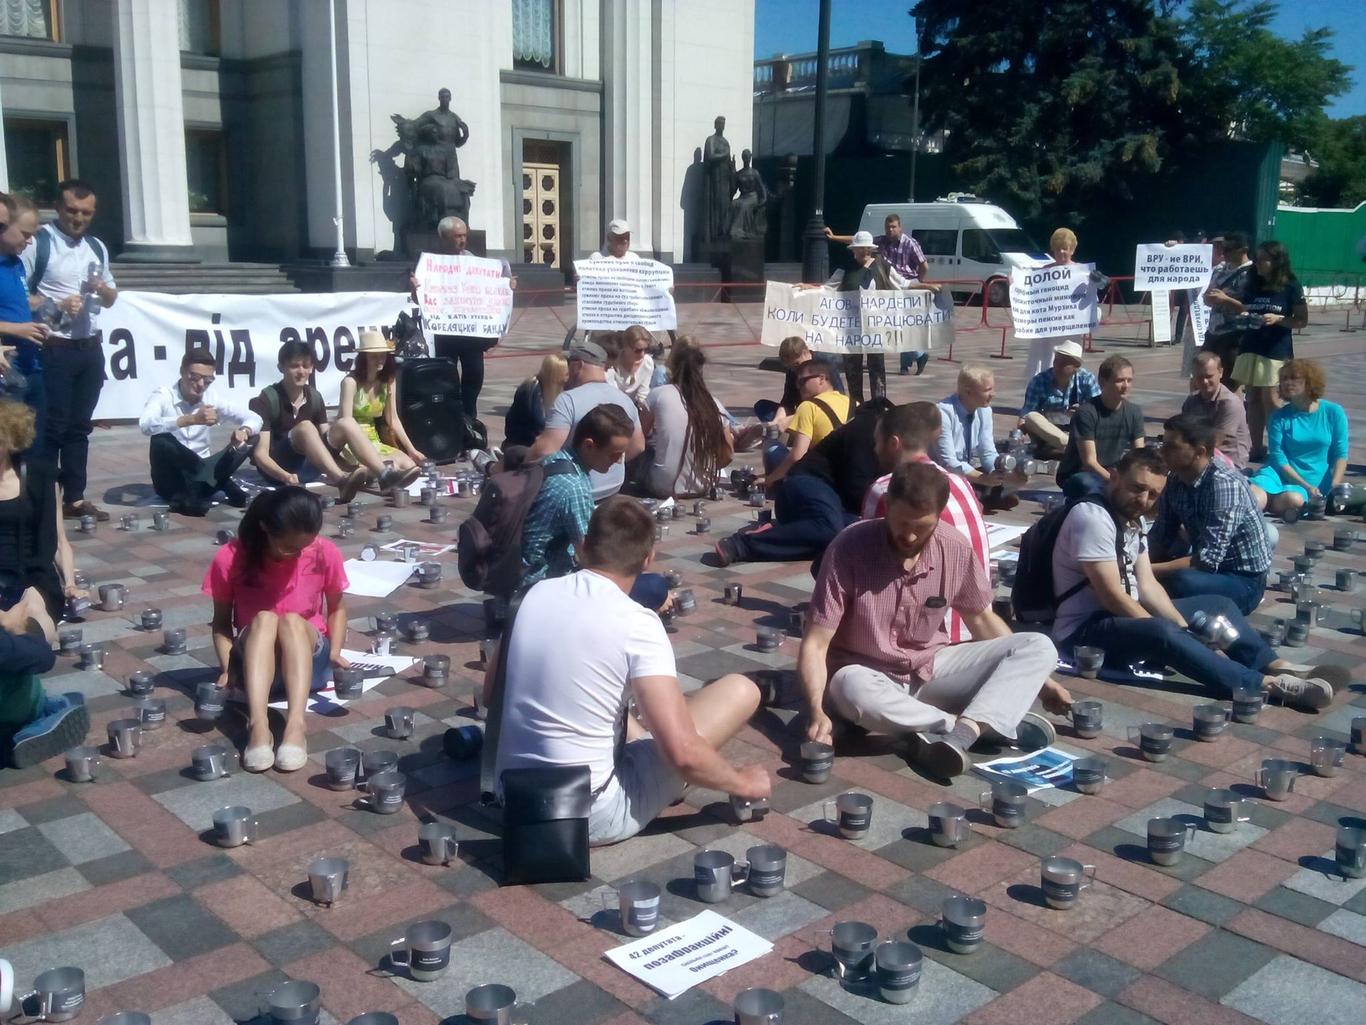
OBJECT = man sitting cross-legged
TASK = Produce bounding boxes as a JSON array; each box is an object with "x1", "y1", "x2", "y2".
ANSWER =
[
  {"x1": 1050, "y1": 447, "x2": 1332, "y2": 710},
  {"x1": 800, "y1": 461, "x2": 1067, "y2": 780},
  {"x1": 490, "y1": 496, "x2": 770, "y2": 845},
  {"x1": 249, "y1": 339, "x2": 393, "y2": 502}
]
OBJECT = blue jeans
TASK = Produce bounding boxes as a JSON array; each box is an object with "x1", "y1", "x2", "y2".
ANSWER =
[
  {"x1": 1063, "y1": 595, "x2": 1274, "y2": 695},
  {"x1": 899, "y1": 351, "x2": 927, "y2": 372},
  {"x1": 733, "y1": 474, "x2": 855, "y2": 562},
  {"x1": 762, "y1": 441, "x2": 789, "y2": 475},
  {"x1": 1161, "y1": 567, "x2": 1266, "y2": 617}
]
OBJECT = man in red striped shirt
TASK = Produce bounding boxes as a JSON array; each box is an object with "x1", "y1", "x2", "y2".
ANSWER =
[{"x1": 861, "y1": 402, "x2": 990, "y2": 644}]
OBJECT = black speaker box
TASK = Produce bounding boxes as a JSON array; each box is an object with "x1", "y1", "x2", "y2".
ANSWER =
[{"x1": 398, "y1": 358, "x2": 465, "y2": 464}]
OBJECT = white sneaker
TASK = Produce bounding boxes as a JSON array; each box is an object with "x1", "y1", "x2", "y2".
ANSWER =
[
  {"x1": 274, "y1": 744, "x2": 308, "y2": 772},
  {"x1": 1267, "y1": 675, "x2": 1333, "y2": 711},
  {"x1": 243, "y1": 744, "x2": 274, "y2": 772}
]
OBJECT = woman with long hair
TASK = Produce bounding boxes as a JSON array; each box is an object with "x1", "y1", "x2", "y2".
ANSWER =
[
  {"x1": 606, "y1": 324, "x2": 655, "y2": 410},
  {"x1": 203, "y1": 487, "x2": 350, "y2": 771},
  {"x1": 504, "y1": 352, "x2": 568, "y2": 448},
  {"x1": 337, "y1": 330, "x2": 424, "y2": 484},
  {"x1": 642, "y1": 337, "x2": 734, "y2": 498},
  {"x1": 1247, "y1": 359, "x2": 1349, "y2": 518},
  {"x1": 1211, "y1": 240, "x2": 1308, "y2": 458}
]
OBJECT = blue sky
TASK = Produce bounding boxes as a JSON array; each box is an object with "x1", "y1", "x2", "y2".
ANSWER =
[{"x1": 754, "y1": 0, "x2": 1364, "y2": 118}]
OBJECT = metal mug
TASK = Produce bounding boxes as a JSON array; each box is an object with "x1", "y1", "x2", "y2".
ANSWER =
[
  {"x1": 800, "y1": 740, "x2": 834, "y2": 783},
  {"x1": 359, "y1": 769, "x2": 406, "y2": 814},
  {"x1": 1255, "y1": 758, "x2": 1298, "y2": 801},
  {"x1": 385, "y1": 706, "x2": 416, "y2": 740},
  {"x1": 829, "y1": 921, "x2": 878, "y2": 982},
  {"x1": 1147, "y1": 817, "x2": 1198, "y2": 866},
  {"x1": 135, "y1": 697, "x2": 166, "y2": 730},
  {"x1": 694, "y1": 849, "x2": 748, "y2": 904},
  {"x1": 324, "y1": 747, "x2": 362, "y2": 790},
  {"x1": 1203, "y1": 788, "x2": 1250, "y2": 834},
  {"x1": 1073, "y1": 645, "x2": 1105, "y2": 679},
  {"x1": 746, "y1": 844, "x2": 787, "y2": 897},
  {"x1": 212, "y1": 805, "x2": 258, "y2": 848},
  {"x1": 979, "y1": 780, "x2": 1027, "y2": 828},
  {"x1": 191, "y1": 743, "x2": 234, "y2": 780},
  {"x1": 57, "y1": 627, "x2": 82, "y2": 653},
  {"x1": 64, "y1": 745, "x2": 101, "y2": 783},
  {"x1": 262, "y1": 979, "x2": 321, "y2": 1025},
  {"x1": 1070, "y1": 699, "x2": 1103, "y2": 738},
  {"x1": 874, "y1": 940, "x2": 923, "y2": 1004},
  {"x1": 941, "y1": 895, "x2": 987, "y2": 954},
  {"x1": 307, "y1": 856, "x2": 350, "y2": 906},
  {"x1": 1310, "y1": 737, "x2": 1347, "y2": 777},
  {"x1": 344, "y1": 1015, "x2": 398, "y2": 1025},
  {"x1": 464, "y1": 983, "x2": 531, "y2": 1025},
  {"x1": 607, "y1": 880, "x2": 661, "y2": 937},
  {"x1": 98, "y1": 582, "x2": 126, "y2": 612},
  {"x1": 195, "y1": 681, "x2": 226, "y2": 721},
  {"x1": 1231, "y1": 685, "x2": 1264, "y2": 723},
  {"x1": 1337, "y1": 826, "x2": 1366, "y2": 880},
  {"x1": 417, "y1": 561, "x2": 442, "y2": 587},
  {"x1": 732, "y1": 987, "x2": 783, "y2": 1025},
  {"x1": 138, "y1": 607, "x2": 162, "y2": 631},
  {"x1": 1128, "y1": 723, "x2": 1174, "y2": 762},
  {"x1": 1192, "y1": 703, "x2": 1230, "y2": 742},
  {"x1": 824, "y1": 791, "x2": 874, "y2": 840},
  {"x1": 128, "y1": 670, "x2": 155, "y2": 696},
  {"x1": 362, "y1": 750, "x2": 399, "y2": 777},
  {"x1": 731, "y1": 793, "x2": 769, "y2": 824},
  {"x1": 106, "y1": 718, "x2": 142, "y2": 759},
  {"x1": 1071, "y1": 756, "x2": 1109, "y2": 795},
  {"x1": 22, "y1": 967, "x2": 86, "y2": 1022},
  {"x1": 927, "y1": 801, "x2": 970, "y2": 848},
  {"x1": 151, "y1": 510, "x2": 169, "y2": 531},
  {"x1": 418, "y1": 822, "x2": 458, "y2": 866},
  {"x1": 390, "y1": 920, "x2": 453, "y2": 981},
  {"x1": 162, "y1": 627, "x2": 188, "y2": 654},
  {"x1": 76, "y1": 644, "x2": 105, "y2": 671},
  {"x1": 332, "y1": 667, "x2": 364, "y2": 700},
  {"x1": 1040, "y1": 856, "x2": 1095, "y2": 909}
]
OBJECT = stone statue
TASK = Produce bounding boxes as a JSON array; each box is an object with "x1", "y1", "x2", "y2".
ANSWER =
[
  {"x1": 728, "y1": 149, "x2": 769, "y2": 240},
  {"x1": 370, "y1": 87, "x2": 477, "y2": 241},
  {"x1": 702, "y1": 115, "x2": 735, "y2": 243}
]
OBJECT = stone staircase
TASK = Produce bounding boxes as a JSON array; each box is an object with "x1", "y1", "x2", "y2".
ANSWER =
[{"x1": 110, "y1": 262, "x2": 299, "y2": 295}]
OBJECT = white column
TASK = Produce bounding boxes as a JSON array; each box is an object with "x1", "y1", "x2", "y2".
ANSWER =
[
  {"x1": 112, "y1": 0, "x2": 196, "y2": 261},
  {"x1": 0, "y1": 77, "x2": 9, "y2": 192},
  {"x1": 602, "y1": 0, "x2": 656, "y2": 253}
]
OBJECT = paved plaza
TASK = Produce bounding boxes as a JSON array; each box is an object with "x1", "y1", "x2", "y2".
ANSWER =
[{"x1": 1, "y1": 305, "x2": 1365, "y2": 1025}]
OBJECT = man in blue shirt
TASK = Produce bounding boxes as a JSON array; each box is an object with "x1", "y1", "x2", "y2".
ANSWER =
[
  {"x1": 1018, "y1": 340, "x2": 1100, "y2": 458},
  {"x1": 933, "y1": 364, "x2": 1017, "y2": 511},
  {"x1": 0, "y1": 194, "x2": 48, "y2": 439}
]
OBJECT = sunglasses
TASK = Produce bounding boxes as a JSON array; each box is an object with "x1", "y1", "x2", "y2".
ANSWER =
[{"x1": 186, "y1": 372, "x2": 216, "y2": 385}]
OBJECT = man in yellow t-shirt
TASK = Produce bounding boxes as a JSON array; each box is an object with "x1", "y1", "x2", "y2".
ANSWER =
[{"x1": 764, "y1": 359, "x2": 850, "y2": 487}]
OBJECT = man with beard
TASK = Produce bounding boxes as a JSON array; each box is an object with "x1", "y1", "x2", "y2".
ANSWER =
[{"x1": 797, "y1": 461, "x2": 1063, "y2": 779}]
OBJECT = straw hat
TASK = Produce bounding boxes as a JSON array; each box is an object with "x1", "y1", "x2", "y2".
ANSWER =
[{"x1": 357, "y1": 329, "x2": 393, "y2": 354}]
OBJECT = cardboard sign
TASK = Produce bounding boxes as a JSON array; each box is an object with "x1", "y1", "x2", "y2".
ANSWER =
[
  {"x1": 415, "y1": 252, "x2": 513, "y2": 338},
  {"x1": 760, "y1": 282, "x2": 954, "y2": 353}
]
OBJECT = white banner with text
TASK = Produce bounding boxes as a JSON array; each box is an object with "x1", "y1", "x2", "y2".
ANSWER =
[
  {"x1": 573, "y1": 258, "x2": 677, "y2": 330},
  {"x1": 1133, "y1": 243, "x2": 1214, "y2": 291},
  {"x1": 1008, "y1": 264, "x2": 1100, "y2": 340},
  {"x1": 760, "y1": 282, "x2": 954, "y2": 353},
  {"x1": 415, "y1": 252, "x2": 513, "y2": 338},
  {"x1": 89, "y1": 291, "x2": 411, "y2": 420}
]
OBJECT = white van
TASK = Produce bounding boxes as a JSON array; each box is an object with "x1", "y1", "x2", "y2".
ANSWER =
[{"x1": 857, "y1": 194, "x2": 1046, "y2": 305}]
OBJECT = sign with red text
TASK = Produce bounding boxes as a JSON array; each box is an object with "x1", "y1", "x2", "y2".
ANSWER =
[{"x1": 415, "y1": 252, "x2": 513, "y2": 338}]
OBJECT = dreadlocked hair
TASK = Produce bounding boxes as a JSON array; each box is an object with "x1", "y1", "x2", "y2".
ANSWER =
[{"x1": 668, "y1": 337, "x2": 728, "y2": 490}]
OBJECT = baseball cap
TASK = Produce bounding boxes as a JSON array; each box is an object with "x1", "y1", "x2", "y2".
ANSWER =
[
  {"x1": 567, "y1": 339, "x2": 609, "y2": 366},
  {"x1": 850, "y1": 230, "x2": 876, "y2": 249},
  {"x1": 607, "y1": 219, "x2": 631, "y2": 236},
  {"x1": 1053, "y1": 340, "x2": 1084, "y2": 363}
]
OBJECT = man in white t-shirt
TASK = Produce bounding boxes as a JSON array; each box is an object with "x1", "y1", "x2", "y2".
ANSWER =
[
  {"x1": 527, "y1": 339, "x2": 645, "y2": 500},
  {"x1": 492, "y1": 496, "x2": 769, "y2": 845},
  {"x1": 1049, "y1": 448, "x2": 1332, "y2": 710}
]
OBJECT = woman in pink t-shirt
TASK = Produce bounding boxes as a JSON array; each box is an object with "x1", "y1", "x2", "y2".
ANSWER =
[{"x1": 202, "y1": 487, "x2": 350, "y2": 772}]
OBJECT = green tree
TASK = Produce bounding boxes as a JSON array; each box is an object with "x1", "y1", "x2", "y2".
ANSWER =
[
  {"x1": 1176, "y1": 0, "x2": 1351, "y2": 152},
  {"x1": 910, "y1": 0, "x2": 1186, "y2": 223},
  {"x1": 1300, "y1": 117, "x2": 1366, "y2": 208}
]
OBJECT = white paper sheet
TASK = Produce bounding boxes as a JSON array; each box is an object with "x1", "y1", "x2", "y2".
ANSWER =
[
  {"x1": 603, "y1": 910, "x2": 773, "y2": 999},
  {"x1": 221, "y1": 650, "x2": 418, "y2": 711},
  {"x1": 984, "y1": 521, "x2": 1028, "y2": 550},
  {"x1": 343, "y1": 559, "x2": 416, "y2": 597},
  {"x1": 380, "y1": 538, "x2": 455, "y2": 557}
]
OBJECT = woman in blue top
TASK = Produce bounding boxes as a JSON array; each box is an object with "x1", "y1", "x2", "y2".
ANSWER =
[
  {"x1": 1248, "y1": 359, "x2": 1349, "y2": 518},
  {"x1": 1209, "y1": 241, "x2": 1307, "y2": 459}
]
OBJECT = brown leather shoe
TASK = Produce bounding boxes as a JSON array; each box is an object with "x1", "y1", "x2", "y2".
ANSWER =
[{"x1": 63, "y1": 500, "x2": 110, "y2": 522}]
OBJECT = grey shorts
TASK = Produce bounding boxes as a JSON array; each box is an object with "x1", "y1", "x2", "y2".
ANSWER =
[
  {"x1": 228, "y1": 631, "x2": 331, "y2": 696},
  {"x1": 588, "y1": 739, "x2": 686, "y2": 846}
]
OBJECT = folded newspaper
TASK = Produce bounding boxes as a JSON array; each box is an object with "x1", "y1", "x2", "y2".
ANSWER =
[
  {"x1": 603, "y1": 910, "x2": 772, "y2": 999},
  {"x1": 973, "y1": 745, "x2": 1084, "y2": 793}
]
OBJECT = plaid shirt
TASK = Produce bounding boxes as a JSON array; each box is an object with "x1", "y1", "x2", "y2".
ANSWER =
[
  {"x1": 1152, "y1": 460, "x2": 1271, "y2": 575},
  {"x1": 1021, "y1": 367, "x2": 1100, "y2": 417},
  {"x1": 520, "y1": 450, "x2": 594, "y2": 587},
  {"x1": 877, "y1": 233, "x2": 927, "y2": 280}
]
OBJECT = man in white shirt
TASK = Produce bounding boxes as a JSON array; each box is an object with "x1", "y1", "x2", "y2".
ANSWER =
[
  {"x1": 138, "y1": 349, "x2": 262, "y2": 516},
  {"x1": 491, "y1": 496, "x2": 769, "y2": 845},
  {"x1": 20, "y1": 179, "x2": 117, "y2": 522}
]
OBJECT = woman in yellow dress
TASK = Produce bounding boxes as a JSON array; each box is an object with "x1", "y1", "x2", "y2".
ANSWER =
[{"x1": 337, "y1": 330, "x2": 425, "y2": 485}]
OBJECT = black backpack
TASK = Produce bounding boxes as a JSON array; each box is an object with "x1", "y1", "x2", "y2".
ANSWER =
[
  {"x1": 1011, "y1": 493, "x2": 1125, "y2": 625},
  {"x1": 457, "y1": 459, "x2": 576, "y2": 598}
]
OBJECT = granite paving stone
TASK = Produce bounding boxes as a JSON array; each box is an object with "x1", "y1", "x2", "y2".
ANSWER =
[
  {"x1": 0, "y1": 867, "x2": 91, "y2": 915},
  {"x1": 0, "y1": 912, "x2": 173, "y2": 989},
  {"x1": 1318, "y1": 908, "x2": 1366, "y2": 946},
  {"x1": 36, "y1": 811, "x2": 134, "y2": 864},
  {"x1": 1153, "y1": 929, "x2": 1280, "y2": 1001},
  {"x1": 800, "y1": 954, "x2": 997, "y2": 1025},
  {"x1": 1222, "y1": 954, "x2": 1366, "y2": 1025}
]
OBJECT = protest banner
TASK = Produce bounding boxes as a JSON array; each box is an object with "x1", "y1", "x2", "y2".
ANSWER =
[
  {"x1": 604, "y1": 910, "x2": 772, "y2": 999},
  {"x1": 89, "y1": 291, "x2": 411, "y2": 420},
  {"x1": 759, "y1": 281, "x2": 954, "y2": 354},
  {"x1": 574, "y1": 258, "x2": 677, "y2": 330},
  {"x1": 1133, "y1": 243, "x2": 1214, "y2": 291},
  {"x1": 1190, "y1": 287, "x2": 1210, "y2": 340},
  {"x1": 1008, "y1": 264, "x2": 1100, "y2": 340},
  {"x1": 1151, "y1": 288, "x2": 1173, "y2": 344},
  {"x1": 414, "y1": 252, "x2": 513, "y2": 338}
]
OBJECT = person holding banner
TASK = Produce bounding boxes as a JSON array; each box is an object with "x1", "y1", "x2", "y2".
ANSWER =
[
  {"x1": 827, "y1": 214, "x2": 933, "y2": 375},
  {"x1": 822, "y1": 230, "x2": 917, "y2": 405},
  {"x1": 1024, "y1": 228, "x2": 1108, "y2": 377},
  {"x1": 139, "y1": 349, "x2": 262, "y2": 516},
  {"x1": 337, "y1": 330, "x2": 425, "y2": 481},
  {"x1": 1201, "y1": 232, "x2": 1253, "y2": 387}
]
